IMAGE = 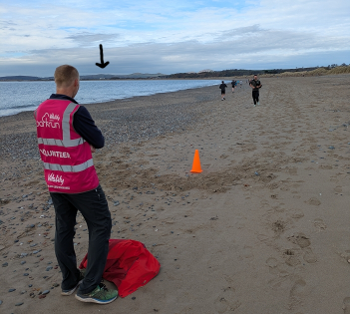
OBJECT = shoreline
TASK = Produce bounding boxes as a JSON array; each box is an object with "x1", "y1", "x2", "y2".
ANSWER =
[{"x1": 0, "y1": 80, "x2": 221, "y2": 119}]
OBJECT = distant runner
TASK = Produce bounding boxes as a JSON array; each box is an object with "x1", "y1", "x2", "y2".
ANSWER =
[
  {"x1": 219, "y1": 81, "x2": 228, "y2": 101},
  {"x1": 231, "y1": 79, "x2": 237, "y2": 93},
  {"x1": 249, "y1": 75, "x2": 262, "y2": 106}
]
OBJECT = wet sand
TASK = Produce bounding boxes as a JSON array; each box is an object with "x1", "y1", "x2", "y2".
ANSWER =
[{"x1": 1, "y1": 75, "x2": 350, "y2": 313}]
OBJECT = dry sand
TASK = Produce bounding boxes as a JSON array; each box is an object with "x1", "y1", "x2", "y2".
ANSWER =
[{"x1": 1, "y1": 75, "x2": 350, "y2": 313}]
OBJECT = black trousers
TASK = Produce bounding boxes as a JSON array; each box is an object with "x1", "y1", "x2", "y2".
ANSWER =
[
  {"x1": 252, "y1": 90, "x2": 259, "y2": 104},
  {"x1": 51, "y1": 184, "x2": 111, "y2": 294}
]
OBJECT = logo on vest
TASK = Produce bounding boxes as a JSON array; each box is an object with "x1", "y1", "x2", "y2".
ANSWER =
[
  {"x1": 37, "y1": 113, "x2": 61, "y2": 129},
  {"x1": 48, "y1": 173, "x2": 64, "y2": 186},
  {"x1": 40, "y1": 149, "x2": 71, "y2": 159}
]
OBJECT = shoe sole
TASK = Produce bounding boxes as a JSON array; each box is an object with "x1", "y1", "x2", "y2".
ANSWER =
[
  {"x1": 75, "y1": 294, "x2": 118, "y2": 304},
  {"x1": 61, "y1": 279, "x2": 83, "y2": 296}
]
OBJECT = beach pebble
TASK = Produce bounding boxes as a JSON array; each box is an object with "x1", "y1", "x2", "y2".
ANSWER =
[
  {"x1": 114, "y1": 201, "x2": 120, "y2": 206},
  {"x1": 15, "y1": 302, "x2": 24, "y2": 306},
  {"x1": 328, "y1": 146, "x2": 335, "y2": 150},
  {"x1": 254, "y1": 171, "x2": 260, "y2": 176},
  {"x1": 46, "y1": 266, "x2": 53, "y2": 271},
  {"x1": 28, "y1": 284, "x2": 33, "y2": 287},
  {"x1": 23, "y1": 273, "x2": 29, "y2": 276},
  {"x1": 20, "y1": 290, "x2": 27, "y2": 294},
  {"x1": 39, "y1": 295, "x2": 46, "y2": 299},
  {"x1": 20, "y1": 261, "x2": 26, "y2": 265},
  {"x1": 42, "y1": 290, "x2": 50, "y2": 295},
  {"x1": 2, "y1": 262, "x2": 8, "y2": 267},
  {"x1": 0, "y1": 300, "x2": 3, "y2": 305},
  {"x1": 8, "y1": 288, "x2": 16, "y2": 292}
]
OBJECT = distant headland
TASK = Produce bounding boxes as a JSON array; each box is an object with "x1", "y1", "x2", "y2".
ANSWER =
[{"x1": 1, "y1": 64, "x2": 349, "y2": 81}]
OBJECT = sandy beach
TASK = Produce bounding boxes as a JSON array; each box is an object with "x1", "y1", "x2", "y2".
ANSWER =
[{"x1": 1, "y1": 75, "x2": 350, "y2": 313}]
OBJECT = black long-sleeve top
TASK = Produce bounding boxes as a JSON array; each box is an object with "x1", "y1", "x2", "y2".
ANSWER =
[{"x1": 49, "y1": 94, "x2": 105, "y2": 149}]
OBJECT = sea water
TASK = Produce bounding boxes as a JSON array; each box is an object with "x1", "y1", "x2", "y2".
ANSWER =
[{"x1": 0, "y1": 80, "x2": 220, "y2": 117}]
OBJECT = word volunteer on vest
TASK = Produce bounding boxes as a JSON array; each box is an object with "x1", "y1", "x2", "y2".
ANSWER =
[{"x1": 35, "y1": 100, "x2": 99, "y2": 193}]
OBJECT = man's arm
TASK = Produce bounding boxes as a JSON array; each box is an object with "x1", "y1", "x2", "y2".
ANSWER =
[{"x1": 73, "y1": 106, "x2": 105, "y2": 149}]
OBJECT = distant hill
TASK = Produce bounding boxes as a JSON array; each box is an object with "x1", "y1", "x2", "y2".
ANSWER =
[
  {"x1": 2, "y1": 65, "x2": 348, "y2": 81},
  {"x1": 0, "y1": 73, "x2": 165, "y2": 81},
  {"x1": 163, "y1": 67, "x2": 321, "y2": 79},
  {"x1": 81, "y1": 73, "x2": 165, "y2": 80},
  {"x1": 0, "y1": 76, "x2": 50, "y2": 81}
]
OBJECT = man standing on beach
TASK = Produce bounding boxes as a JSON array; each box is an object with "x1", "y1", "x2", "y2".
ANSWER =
[
  {"x1": 34, "y1": 65, "x2": 118, "y2": 304},
  {"x1": 219, "y1": 81, "x2": 227, "y2": 101},
  {"x1": 249, "y1": 74, "x2": 262, "y2": 106}
]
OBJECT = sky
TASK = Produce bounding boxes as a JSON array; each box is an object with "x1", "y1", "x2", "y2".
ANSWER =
[{"x1": 1, "y1": 0, "x2": 350, "y2": 76}]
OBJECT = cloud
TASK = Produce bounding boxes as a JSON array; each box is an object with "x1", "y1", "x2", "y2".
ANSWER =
[
  {"x1": 66, "y1": 32, "x2": 120, "y2": 47},
  {"x1": 1, "y1": 0, "x2": 350, "y2": 76},
  {"x1": 2, "y1": 23, "x2": 348, "y2": 77}
]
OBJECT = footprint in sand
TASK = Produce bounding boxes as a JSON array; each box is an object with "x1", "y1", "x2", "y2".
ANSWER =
[
  {"x1": 266, "y1": 257, "x2": 278, "y2": 268},
  {"x1": 291, "y1": 209, "x2": 305, "y2": 220},
  {"x1": 334, "y1": 186, "x2": 343, "y2": 193},
  {"x1": 305, "y1": 197, "x2": 321, "y2": 206},
  {"x1": 314, "y1": 218, "x2": 327, "y2": 231},
  {"x1": 289, "y1": 279, "x2": 307, "y2": 310},
  {"x1": 214, "y1": 287, "x2": 241, "y2": 313},
  {"x1": 271, "y1": 220, "x2": 287, "y2": 235},
  {"x1": 303, "y1": 247, "x2": 317, "y2": 263},
  {"x1": 288, "y1": 233, "x2": 311, "y2": 248},
  {"x1": 290, "y1": 279, "x2": 306, "y2": 298},
  {"x1": 283, "y1": 250, "x2": 301, "y2": 267}
]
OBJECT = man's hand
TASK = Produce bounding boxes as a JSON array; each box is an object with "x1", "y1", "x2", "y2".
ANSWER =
[{"x1": 90, "y1": 145, "x2": 96, "y2": 153}]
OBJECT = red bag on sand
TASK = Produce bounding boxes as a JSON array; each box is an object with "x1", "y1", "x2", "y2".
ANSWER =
[{"x1": 79, "y1": 239, "x2": 161, "y2": 297}]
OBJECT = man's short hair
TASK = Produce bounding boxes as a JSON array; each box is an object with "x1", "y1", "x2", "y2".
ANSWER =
[
  {"x1": 54, "y1": 65, "x2": 79, "y2": 88},
  {"x1": 253, "y1": 74, "x2": 257, "y2": 77}
]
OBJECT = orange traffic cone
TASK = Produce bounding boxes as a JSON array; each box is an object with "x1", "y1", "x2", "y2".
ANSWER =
[{"x1": 190, "y1": 149, "x2": 202, "y2": 173}]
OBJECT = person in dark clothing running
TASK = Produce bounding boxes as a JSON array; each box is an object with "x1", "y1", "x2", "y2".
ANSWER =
[
  {"x1": 219, "y1": 81, "x2": 228, "y2": 101},
  {"x1": 249, "y1": 75, "x2": 262, "y2": 106},
  {"x1": 231, "y1": 79, "x2": 236, "y2": 93}
]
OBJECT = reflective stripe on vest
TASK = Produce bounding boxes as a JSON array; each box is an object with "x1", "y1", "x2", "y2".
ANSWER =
[
  {"x1": 42, "y1": 159, "x2": 94, "y2": 173},
  {"x1": 37, "y1": 102, "x2": 84, "y2": 147}
]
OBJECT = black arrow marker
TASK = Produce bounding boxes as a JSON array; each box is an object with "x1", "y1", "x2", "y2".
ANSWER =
[{"x1": 96, "y1": 44, "x2": 109, "y2": 68}]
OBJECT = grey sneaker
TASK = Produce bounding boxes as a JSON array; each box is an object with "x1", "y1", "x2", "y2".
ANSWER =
[
  {"x1": 61, "y1": 270, "x2": 85, "y2": 296},
  {"x1": 75, "y1": 283, "x2": 118, "y2": 304}
]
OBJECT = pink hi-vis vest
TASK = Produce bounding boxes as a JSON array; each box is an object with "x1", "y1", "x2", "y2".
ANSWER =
[{"x1": 35, "y1": 99, "x2": 99, "y2": 193}]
